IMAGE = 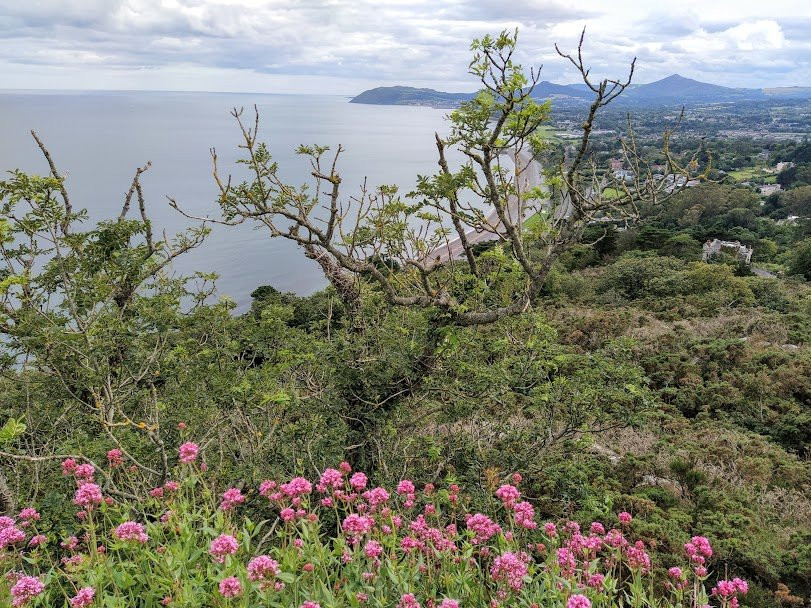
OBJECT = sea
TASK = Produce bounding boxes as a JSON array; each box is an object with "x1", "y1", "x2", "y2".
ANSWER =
[{"x1": 0, "y1": 90, "x2": 457, "y2": 312}]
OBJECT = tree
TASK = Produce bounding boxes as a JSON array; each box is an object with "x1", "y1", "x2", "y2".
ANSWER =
[
  {"x1": 0, "y1": 134, "x2": 209, "y2": 500},
  {"x1": 789, "y1": 238, "x2": 811, "y2": 280},
  {"x1": 173, "y1": 29, "x2": 702, "y2": 327}
]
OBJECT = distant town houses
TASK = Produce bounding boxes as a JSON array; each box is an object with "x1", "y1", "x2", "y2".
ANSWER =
[
  {"x1": 774, "y1": 161, "x2": 795, "y2": 172},
  {"x1": 702, "y1": 239, "x2": 753, "y2": 264}
]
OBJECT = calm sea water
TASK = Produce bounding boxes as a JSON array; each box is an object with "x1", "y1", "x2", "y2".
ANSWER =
[{"x1": 0, "y1": 91, "x2": 456, "y2": 311}]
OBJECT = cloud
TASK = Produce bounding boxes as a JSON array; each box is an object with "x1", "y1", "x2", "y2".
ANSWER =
[{"x1": 0, "y1": 0, "x2": 808, "y2": 92}]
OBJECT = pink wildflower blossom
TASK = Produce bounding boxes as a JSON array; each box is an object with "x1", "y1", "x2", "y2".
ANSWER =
[
  {"x1": 465, "y1": 513, "x2": 501, "y2": 544},
  {"x1": 301, "y1": 603, "x2": 321, "y2": 608},
  {"x1": 513, "y1": 501, "x2": 537, "y2": 530},
  {"x1": 440, "y1": 601, "x2": 460, "y2": 608},
  {"x1": 220, "y1": 487, "x2": 246, "y2": 511},
  {"x1": 18, "y1": 508, "x2": 40, "y2": 522},
  {"x1": 281, "y1": 477, "x2": 313, "y2": 498},
  {"x1": 364, "y1": 539, "x2": 383, "y2": 559},
  {"x1": 73, "y1": 483, "x2": 103, "y2": 509},
  {"x1": 317, "y1": 468, "x2": 343, "y2": 493},
  {"x1": 491, "y1": 551, "x2": 529, "y2": 591},
  {"x1": 588, "y1": 573, "x2": 605, "y2": 590},
  {"x1": 28, "y1": 535, "x2": 47, "y2": 548},
  {"x1": 618, "y1": 511, "x2": 633, "y2": 525},
  {"x1": 114, "y1": 521, "x2": 148, "y2": 544},
  {"x1": 10, "y1": 575, "x2": 45, "y2": 608},
  {"x1": 544, "y1": 522, "x2": 557, "y2": 537},
  {"x1": 350, "y1": 472, "x2": 368, "y2": 491},
  {"x1": 398, "y1": 594, "x2": 421, "y2": 608},
  {"x1": 247, "y1": 555, "x2": 280, "y2": 582},
  {"x1": 74, "y1": 464, "x2": 95, "y2": 482},
  {"x1": 69, "y1": 587, "x2": 95, "y2": 608},
  {"x1": 567, "y1": 595, "x2": 592, "y2": 608},
  {"x1": 106, "y1": 449, "x2": 124, "y2": 467},
  {"x1": 495, "y1": 484, "x2": 520, "y2": 507},
  {"x1": 218, "y1": 577, "x2": 242, "y2": 598},
  {"x1": 0, "y1": 525, "x2": 25, "y2": 549},
  {"x1": 164, "y1": 481, "x2": 180, "y2": 492},
  {"x1": 209, "y1": 533, "x2": 239, "y2": 563},
  {"x1": 590, "y1": 522, "x2": 605, "y2": 535},
  {"x1": 178, "y1": 442, "x2": 199, "y2": 464},
  {"x1": 61, "y1": 536, "x2": 79, "y2": 550},
  {"x1": 61, "y1": 458, "x2": 77, "y2": 475}
]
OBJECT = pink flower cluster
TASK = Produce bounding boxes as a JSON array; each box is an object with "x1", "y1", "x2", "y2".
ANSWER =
[
  {"x1": 178, "y1": 442, "x2": 199, "y2": 464},
  {"x1": 465, "y1": 513, "x2": 501, "y2": 544},
  {"x1": 210, "y1": 533, "x2": 239, "y2": 563},
  {"x1": 69, "y1": 587, "x2": 95, "y2": 608},
  {"x1": 247, "y1": 555, "x2": 280, "y2": 582},
  {"x1": 491, "y1": 550, "x2": 530, "y2": 591},
  {"x1": 220, "y1": 487, "x2": 246, "y2": 511},
  {"x1": 218, "y1": 576, "x2": 242, "y2": 598},
  {"x1": 9, "y1": 574, "x2": 45, "y2": 608},
  {"x1": 713, "y1": 577, "x2": 749, "y2": 608},
  {"x1": 114, "y1": 521, "x2": 148, "y2": 544}
]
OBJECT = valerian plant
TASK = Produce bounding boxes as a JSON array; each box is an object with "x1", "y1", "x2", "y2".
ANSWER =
[{"x1": 0, "y1": 440, "x2": 749, "y2": 608}]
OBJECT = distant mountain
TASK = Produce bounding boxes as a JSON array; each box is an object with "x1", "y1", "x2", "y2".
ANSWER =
[
  {"x1": 351, "y1": 74, "x2": 811, "y2": 108},
  {"x1": 349, "y1": 86, "x2": 474, "y2": 108},
  {"x1": 622, "y1": 74, "x2": 761, "y2": 103}
]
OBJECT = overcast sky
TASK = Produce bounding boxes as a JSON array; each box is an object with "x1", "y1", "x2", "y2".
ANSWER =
[{"x1": 1, "y1": 0, "x2": 809, "y2": 94}]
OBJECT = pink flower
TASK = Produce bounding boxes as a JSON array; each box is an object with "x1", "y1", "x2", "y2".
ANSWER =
[
  {"x1": 364, "y1": 539, "x2": 383, "y2": 559},
  {"x1": 61, "y1": 536, "x2": 79, "y2": 550},
  {"x1": 220, "y1": 488, "x2": 246, "y2": 511},
  {"x1": 495, "y1": 484, "x2": 520, "y2": 507},
  {"x1": 668, "y1": 567, "x2": 684, "y2": 579},
  {"x1": 398, "y1": 594, "x2": 421, "y2": 608},
  {"x1": 491, "y1": 551, "x2": 529, "y2": 591},
  {"x1": 248, "y1": 555, "x2": 280, "y2": 582},
  {"x1": 114, "y1": 521, "x2": 148, "y2": 544},
  {"x1": 18, "y1": 508, "x2": 40, "y2": 522},
  {"x1": 544, "y1": 522, "x2": 557, "y2": 537},
  {"x1": 62, "y1": 458, "x2": 77, "y2": 475},
  {"x1": 695, "y1": 566, "x2": 708, "y2": 577},
  {"x1": 106, "y1": 449, "x2": 124, "y2": 467},
  {"x1": 513, "y1": 501, "x2": 537, "y2": 530},
  {"x1": 259, "y1": 480, "x2": 277, "y2": 497},
  {"x1": 339, "y1": 461, "x2": 352, "y2": 474},
  {"x1": 342, "y1": 514, "x2": 374, "y2": 540},
  {"x1": 625, "y1": 540, "x2": 651, "y2": 572},
  {"x1": 73, "y1": 483, "x2": 103, "y2": 509},
  {"x1": 396, "y1": 480, "x2": 415, "y2": 494},
  {"x1": 587, "y1": 573, "x2": 605, "y2": 589},
  {"x1": 69, "y1": 587, "x2": 95, "y2": 608},
  {"x1": 618, "y1": 511, "x2": 633, "y2": 525},
  {"x1": 281, "y1": 477, "x2": 313, "y2": 498},
  {"x1": 567, "y1": 595, "x2": 592, "y2": 608},
  {"x1": 10, "y1": 575, "x2": 45, "y2": 608},
  {"x1": 178, "y1": 442, "x2": 199, "y2": 464},
  {"x1": 590, "y1": 522, "x2": 605, "y2": 535},
  {"x1": 301, "y1": 603, "x2": 321, "y2": 608},
  {"x1": 317, "y1": 468, "x2": 343, "y2": 493},
  {"x1": 210, "y1": 533, "x2": 239, "y2": 562},
  {"x1": 74, "y1": 464, "x2": 95, "y2": 482},
  {"x1": 218, "y1": 577, "x2": 242, "y2": 598},
  {"x1": 164, "y1": 481, "x2": 180, "y2": 492},
  {"x1": 28, "y1": 535, "x2": 47, "y2": 548},
  {"x1": 350, "y1": 472, "x2": 368, "y2": 491},
  {"x1": 465, "y1": 513, "x2": 501, "y2": 544},
  {"x1": 149, "y1": 487, "x2": 164, "y2": 498},
  {"x1": 440, "y1": 601, "x2": 459, "y2": 608},
  {"x1": 363, "y1": 487, "x2": 390, "y2": 508},
  {"x1": 0, "y1": 526, "x2": 26, "y2": 549},
  {"x1": 685, "y1": 536, "x2": 713, "y2": 558}
]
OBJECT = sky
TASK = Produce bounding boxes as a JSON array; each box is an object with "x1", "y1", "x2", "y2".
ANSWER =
[{"x1": 0, "y1": 0, "x2": 809, "y2": 94}]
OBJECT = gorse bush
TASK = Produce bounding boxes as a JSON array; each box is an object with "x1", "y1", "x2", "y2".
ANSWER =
[{"x1": 1, "y1": 442, "x2": 750, "y2": 608}]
